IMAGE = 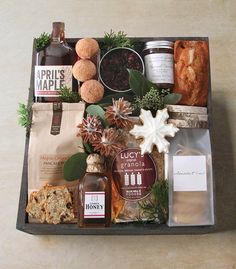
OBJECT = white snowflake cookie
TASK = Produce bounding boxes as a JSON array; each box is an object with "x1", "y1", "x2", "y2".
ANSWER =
[{"x1": 130, "y1": 108, "x2": 179, "y2": 154}]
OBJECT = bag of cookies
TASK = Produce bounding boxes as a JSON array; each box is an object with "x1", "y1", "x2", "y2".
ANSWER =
[
  {"x1": 109, "y1": 124, "x2": 166, "y2": 223},
  {"x1": 166, "y1": 128, "x2": 214, "y2": 226}
]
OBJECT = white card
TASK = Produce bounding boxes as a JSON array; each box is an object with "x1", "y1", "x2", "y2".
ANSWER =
[{"x1": 173, "y1": 156, "x2": 207, "y2": 191}]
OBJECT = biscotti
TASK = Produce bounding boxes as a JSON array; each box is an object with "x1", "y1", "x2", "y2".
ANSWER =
[
  {"x1": 26, "y1": 188, "x2": 47, "y2": 223},
  {"x1": 26, "y1": 185, "x2": 74, "y2": 224},
  {"x1": 45, "y1": 185, "x2": 74, "y2": 224},
  {"x1": 173, "y1": 40, "x2": 209, "y2": 106}
]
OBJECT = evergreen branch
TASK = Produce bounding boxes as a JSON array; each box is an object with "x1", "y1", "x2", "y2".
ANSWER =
[
  {"x1": 17, "y1": 103, "x2": 31, "y2": 128},
  {"x1": 139, "y1": 179, "x2": 168, "y2": 224},
  {"x1": 35, "y1": 32, "x2": 50, "y2": 51},
  {"x1": 58, "y1": 86, "x2": 81, "y2": 103},
  {"x1": 101, "y1": 30, "x2": 134, "y2": 54}
]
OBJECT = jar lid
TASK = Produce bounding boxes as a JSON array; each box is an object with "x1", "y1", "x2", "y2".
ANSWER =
[{"x1": 144, "y1": 40, "x2": 174, "y2": 50}]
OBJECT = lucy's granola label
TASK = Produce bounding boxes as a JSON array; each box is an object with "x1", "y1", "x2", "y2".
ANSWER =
[{"x1": 112, "y1": 148, "x2": 157, "y2": 201}]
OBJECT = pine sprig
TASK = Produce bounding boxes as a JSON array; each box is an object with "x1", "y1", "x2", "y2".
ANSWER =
[
  {"x1": 35, "y1": 32, "x2": 50, "y2": 51},
  {"x1": 58, "y1": 86, "x2": 81, "y2": 103},
  {"x1": 135, "y1": 87, "x2": 170, "y2": 112},
  {"x1": 101, "y1": 30, "x2": 134, "y2": 53},
  {"x1": 17, "y1": 103, "x2": 31, "y2": 128},
  {"x1": 139, "y1": 179, "x2": 168, "y2": 224}
]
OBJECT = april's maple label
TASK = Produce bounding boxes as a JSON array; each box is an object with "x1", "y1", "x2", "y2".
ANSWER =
[
  {"x1": 34, "y1": 65, "x2": 72, "y2": 97},
  {"x1": 112, "y1": 148, "x2": 157, "y2": 201}
]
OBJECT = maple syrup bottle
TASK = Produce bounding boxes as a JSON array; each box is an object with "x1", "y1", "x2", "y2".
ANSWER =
[
  {"x1": 79, "y1": 154, "x2": 111, "y2": 228},
  {"x1": 34, "y1": 22, "x2": 78, "y2": 102}
]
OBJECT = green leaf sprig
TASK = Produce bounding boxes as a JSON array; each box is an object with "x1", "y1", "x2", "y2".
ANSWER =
[
  {"x1": 128, "y1": 69, "x2": 156, "y2": 98},
  {"x1": 63, "y1": 104, "x2": 108, "y2": 182},
  {"x1": 35, "y1": 32, "x2": 50, "y2": 51},
  {"x1": 135, "y1": 87, "x2": 170, "y2": 111},
  {"x1": 139, "y1": 179, "x2": 168, "y2": 224},
  {"x1": 58, "y1": 86, "x2": 81, "y2": 103},
  {"x1": 17, "y1": 103, "x2": 31, "y2": 128},
  {"x1": 101, "y1": 30, "x2": 134, "y2": 54},
  {"x1": 63, "y1": 152, "x2": 88, "y2": 181},
  {"x1": 128, "y1": 69, "x2": 182, "y2": 113}
]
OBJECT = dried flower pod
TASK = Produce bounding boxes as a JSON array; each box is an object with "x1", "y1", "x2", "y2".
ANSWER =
[
  {"x1": 105, "y1": 98, "x2": 133, "y2": 128},
  {"x1": 77, "y1": 114, "x2": 103, "y2": 143},
  {"x1": 92, "y1": 128, "x2": 123, "y2": 157}
]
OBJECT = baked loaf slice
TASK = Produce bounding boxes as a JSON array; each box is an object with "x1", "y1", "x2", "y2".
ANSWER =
[
  {"x1": 26, "y1": 188, "x2": 47, "y2": 223},
  {"x1": 173, "y1": 40, "x2": 209, "y2": 106},
  {"x1": 45, "y1": 185, "x2": 74, "y2": 224},
  {"x1": 26, "y1": 185, "x2": 74, "y2": 224}
]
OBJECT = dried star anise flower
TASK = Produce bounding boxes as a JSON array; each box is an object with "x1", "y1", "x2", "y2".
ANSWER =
[
  {"x1": 92, "y1": 128, "x2": 123, "y2": 157},
  {"x1": 77, "y1": 114, "x2": 103, "y2": 143},
  {"x1": 105, "y1": 98, "x2": 133, "y2": 128}
]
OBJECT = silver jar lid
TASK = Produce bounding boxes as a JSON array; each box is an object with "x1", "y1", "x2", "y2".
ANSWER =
[{"x1": 144, "y1": 40, "x2": 174, "y2": 50}]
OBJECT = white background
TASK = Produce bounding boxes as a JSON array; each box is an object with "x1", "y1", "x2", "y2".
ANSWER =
[{"x1": 0, "y1": 0, "x2": 236, "y2": 268}]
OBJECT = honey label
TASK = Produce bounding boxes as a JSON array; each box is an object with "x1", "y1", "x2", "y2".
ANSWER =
[
  {"x1": 34, "y1": 65, "x2": 72, "y2": 97},
  {"x1": 112, "y1": 148, "x2": 157, "y2": 201},
  {"x1": 84, "y1": 192, "x2": 105, "y2": 219}
]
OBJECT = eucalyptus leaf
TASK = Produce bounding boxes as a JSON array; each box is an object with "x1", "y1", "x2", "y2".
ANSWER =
[
  {"x1": 17, "y1": 103, "x2": 31, "y2": 128},
  {"x1": 163, "y1": 93, "x2": 182, "y2": 105},
  {"x1": 128, "y1": 69, "x2": 156, "y2": 98},
  {"x1": 63, "y1": 152, "x2": 88, "y2": 181},
  {"x1": 86, "y1": 105, "x2": 108, "y2": 127},
  {"x1": 83, "y1": 142, "x2": 94, "y2": 154}
]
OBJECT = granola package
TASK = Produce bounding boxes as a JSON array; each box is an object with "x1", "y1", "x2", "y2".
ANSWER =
[{"x1": 109, "y1": 124, "x2": 164, "y2": 223}]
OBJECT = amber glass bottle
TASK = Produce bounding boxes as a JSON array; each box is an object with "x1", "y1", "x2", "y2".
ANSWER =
[
  {"x1": 78, "y1": 154, "x2": 111, "y2": 228},
  {"x1": 34, "y1": 22, "x2": 78, "y2": 102}
]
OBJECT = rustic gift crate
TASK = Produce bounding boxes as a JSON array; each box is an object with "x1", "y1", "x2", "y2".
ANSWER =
[{"x1": 16, "y1": 37, "x2": 216, "y2": 235}]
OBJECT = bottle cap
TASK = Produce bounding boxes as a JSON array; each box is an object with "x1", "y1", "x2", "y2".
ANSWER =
[
  {"x1": 86, "y1": 154, "x2": 105, "y2": 173},
  {"x1": 52, "y1": 22, "x2": 65, "y2": 31}
]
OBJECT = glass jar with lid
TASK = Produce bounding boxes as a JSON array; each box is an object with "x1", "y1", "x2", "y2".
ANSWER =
[{"x1": 143, "y1": 40, "x2": 174, "y2": 89}]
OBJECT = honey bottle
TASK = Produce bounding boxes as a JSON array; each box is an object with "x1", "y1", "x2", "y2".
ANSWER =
[{"x1": 78, "y1": 154, "x2": 111, "y2": 227}]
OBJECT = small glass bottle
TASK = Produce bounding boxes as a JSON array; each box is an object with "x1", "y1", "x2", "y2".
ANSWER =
[
  {"x1": 34, "y1": 22, "x2": 78, "y2": 102},
  {"x1": 143, "y1": 40, "x2": 174, "y2": 89},
  {"x1": 78, "y1": 154, "x2": 111, "y2": 228}
]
